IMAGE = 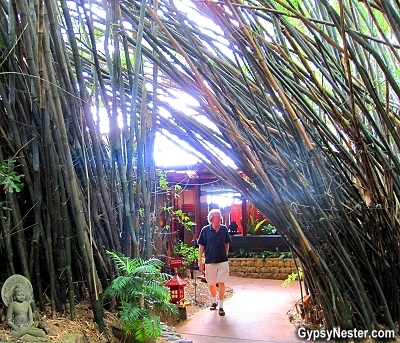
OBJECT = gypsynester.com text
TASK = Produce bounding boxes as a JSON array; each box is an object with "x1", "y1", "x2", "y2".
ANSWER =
[{"x1": 298, "y1": 327, "x2": 396, "y2": 341}]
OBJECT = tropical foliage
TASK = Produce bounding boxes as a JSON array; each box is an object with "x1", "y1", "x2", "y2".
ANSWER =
[
  {"x1": 246, "y1": 215, "x2": 266, "y2": 235},
  {"x1": 0, "y1": 0, "x2": 399, "y2": 336},
  {"x1": 103, "y1": 251, "x2": 177, "y2": 342},
  {"x1": 173, "y1": 242, "x2": 199, "y2": 276}
]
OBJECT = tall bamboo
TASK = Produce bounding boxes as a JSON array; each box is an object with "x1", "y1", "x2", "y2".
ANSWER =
[{"x1": 0, "y1": 0, "x2": 399, "y2": 334}]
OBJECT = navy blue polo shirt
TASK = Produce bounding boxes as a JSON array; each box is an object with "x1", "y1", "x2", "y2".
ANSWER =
[{"x1": 197, "y1": 224, "x2": 232, "y2": 264}]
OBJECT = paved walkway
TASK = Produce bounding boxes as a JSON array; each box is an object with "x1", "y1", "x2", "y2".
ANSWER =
[{"x1": 175, "y1": 276, "x2": 307, "y2": 343}]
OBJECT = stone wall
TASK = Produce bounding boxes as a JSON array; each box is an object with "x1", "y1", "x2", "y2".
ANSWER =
[{"x1": 229, "y1": 257, "x2": 296, "y2": 280}]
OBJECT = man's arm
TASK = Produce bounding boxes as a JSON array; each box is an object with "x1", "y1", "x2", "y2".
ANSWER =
[
  {"x1": 225, "y1": 243, "x2": 230, "y2": 257},
  {"x1": 198, "y1": 244, "x2": 205, "y2": 270}
]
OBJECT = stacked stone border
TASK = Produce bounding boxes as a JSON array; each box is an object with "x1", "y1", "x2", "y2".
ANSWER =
[{"x1": 229, "y1": 257, "x2": 296, "y2": 280}]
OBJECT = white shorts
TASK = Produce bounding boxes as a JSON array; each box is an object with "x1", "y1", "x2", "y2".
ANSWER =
[{"x1": 205, "y1": 261, "x2": 229, "y2": 285}]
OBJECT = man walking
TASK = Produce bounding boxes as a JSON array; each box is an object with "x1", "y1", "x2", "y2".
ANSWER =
[{"x1": 197, "y1": 209, "x2": 232, "y2": 316}]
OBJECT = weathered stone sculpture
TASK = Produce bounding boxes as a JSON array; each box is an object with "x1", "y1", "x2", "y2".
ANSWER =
[{"x1": 1, "y1": 275, "x2": 46, "y2": 340}]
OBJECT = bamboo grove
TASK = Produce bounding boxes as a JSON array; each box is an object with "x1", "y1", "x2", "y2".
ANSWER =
[{"x1": 0, "y1": 0, "x2": 399, "y2": 336}]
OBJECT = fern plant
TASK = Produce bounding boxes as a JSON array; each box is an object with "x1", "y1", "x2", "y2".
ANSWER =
[{"x1": 103, "y1": 251, "x2": 178, "y2": 342}]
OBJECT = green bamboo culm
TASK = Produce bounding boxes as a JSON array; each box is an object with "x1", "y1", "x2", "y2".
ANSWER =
[{"x1": 102, "y1": 251, "x2": 178, "y2": 342}]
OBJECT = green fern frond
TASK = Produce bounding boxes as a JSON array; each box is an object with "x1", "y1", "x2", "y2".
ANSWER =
[
  {"x1": 103, "y1": 251, "x2": 176, "y2": 342},
  {"x1": 142, "y1": 314, "x2": 162, "y2": 340},
  {"x1": 134, "y1": 265, "x2": 160, "y2": 277},
  {"x1": 129, "y1": 315, "x2": 162, "y2": 342},
  {"x1": 143, "y1": 257, "x2": 164, "y2": 269},
  {"x1": 151, "y1": 299, "x2": 179, "y2": 315},
  {"x1": 120, "y1": 303, "x2": 144, "y2": 322}
]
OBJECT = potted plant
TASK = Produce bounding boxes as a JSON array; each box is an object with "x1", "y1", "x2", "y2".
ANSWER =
[
  {"x1": 103, "y1": 251, "x2": 178, "y2": 343},
  {"x1": 260, "y1": 224, "x2": 278, "y2": 235}
]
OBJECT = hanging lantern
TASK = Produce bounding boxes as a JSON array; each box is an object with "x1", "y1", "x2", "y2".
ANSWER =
[{"x1": 165, "y1": 272, "x2": 188, "y2": 303}]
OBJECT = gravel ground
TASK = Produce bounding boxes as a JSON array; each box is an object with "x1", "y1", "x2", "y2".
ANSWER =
[{"x1": 182, "y1": 276, "x2": 234, "y2": 318}]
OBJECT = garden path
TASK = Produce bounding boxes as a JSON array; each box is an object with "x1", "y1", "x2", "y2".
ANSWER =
[{"x1": 175, "y1": 275, "x2": 307, "y2": 343}]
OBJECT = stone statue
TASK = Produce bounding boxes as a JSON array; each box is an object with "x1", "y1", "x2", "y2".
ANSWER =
[{"x1": 1, "y1": 275, "x2": 46, "y2": 340}]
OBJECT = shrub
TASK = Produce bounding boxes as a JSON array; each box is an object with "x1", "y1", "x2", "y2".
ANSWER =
[
  {"x1": 173, "y1": 242, "x2": 199, "y2": 276},
  {"x1": 103, "y1": 251, "x2": 178, "y2": 342}
]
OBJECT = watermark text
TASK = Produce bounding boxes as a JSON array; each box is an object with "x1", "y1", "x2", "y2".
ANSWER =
[{"x1": 298, "y1": 327, "x2": 396, "y2": 341}]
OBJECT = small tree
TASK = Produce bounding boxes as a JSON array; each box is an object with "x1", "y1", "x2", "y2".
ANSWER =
[{"x1": 103, "y1": 251, "x2": 178, "y2": 342}]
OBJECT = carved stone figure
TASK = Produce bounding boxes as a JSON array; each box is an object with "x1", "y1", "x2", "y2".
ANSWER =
[{"x1": 1, "y1": 275, "x2": 46, "y2": 340}]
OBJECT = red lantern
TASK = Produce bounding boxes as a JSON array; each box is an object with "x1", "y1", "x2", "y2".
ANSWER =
[{"x1": 165, "y1": 272, "x2": 188, "y2": 303}]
